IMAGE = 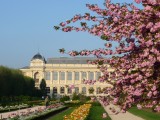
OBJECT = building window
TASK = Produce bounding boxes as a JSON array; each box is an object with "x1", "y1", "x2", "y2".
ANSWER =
[
  {"x1": 67, "y1": 72, "x2": 72, "y2": 80},
  {"x1": 45, "y1": 72, "x2": 50, "y2": 80},
  {"x1": 88, "y1": 72, "x2": 94, "y2": 80},
  {"x1": 96, "y1": 87, "x2": 101, "y2": 94},
  {"x1": 53, "y1": 72, "x2": 58, "y2": 80},
  {"x1": 60, "y1": 87, "x2": 65, "y2": 94},
  {"x1": 82, "y1": 87, "x2": 86, "y2": 94},
  {"x1": 88, "y1": 87, "x2": 94, "y2": 94},
  {"x1": 82, "y1": 72, "x2": 86, "y2": 79},
  {"x1": 96, "y1": 72, "x2": 101, "y2": 80},
  {"x1": 34, "y1": 72, "x2": 40, "y2": 83},
  {"x1": 60, "y1": 72, "x2": 65, "y2": 80},
  {"x1": 68, "y1": 88, "x2": 72, "y2": 94},
  {"x1": 46, "y1": 87, "x2": 50, "y2": 93},
  {"x1": 75, "y1": 87, "x2": 79, "y2": 94},
  {"x1": 75, "y1": 72, "x2": 79, "y2": 80},
  {"x1": 53, "y1": 87, "x2": 57, "y2": 94}
]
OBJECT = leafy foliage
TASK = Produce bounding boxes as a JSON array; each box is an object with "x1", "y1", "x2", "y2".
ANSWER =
[
  {"x1": 0, "y1": 66, "x2": 36, "y2": 97},
  {"x1": 40, "y1": 79, "x2": 47, "y2": 96},
  {"x1": 60, "y1": 95, "x2": 70, "y2": 102}
]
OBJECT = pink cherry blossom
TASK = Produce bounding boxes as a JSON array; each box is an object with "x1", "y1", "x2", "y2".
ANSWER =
[
  {"x1": 134, "y1": 0, "x2": 141, "y2": 4},
  {"x1": 55, "y1": 0, "x2": 160, "y2": 112},
  {"x1": 137, "y1": 104, "x2": 142, "y2": 109}
]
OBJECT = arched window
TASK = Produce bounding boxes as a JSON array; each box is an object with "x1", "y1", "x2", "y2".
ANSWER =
[
  {"x1": 60, "y1": 87, "x2": 65, "y2": 94},
  {"x1": 34, "y1": 72, "x2": 40, "y2": 83},
  {"x1": 68, "y1": 88, "x2": 72, "y2": 94},
  {"x1": 75, "y1": 87, "x2": 79, "y2": 94},
  {"x1": 96, "y1": 87, "x2": 101, "y2": 94},
  {"x1": 53, "y1": 87, "x2": 57, "y2": 94},
  {"x1": 82, "y1": 87, "x2": 86, "y2": 94},
  {"x1": 88, "y1": 87, "x2": 94, "y2": 94},
  {"x1": 46, "y1": 87, "x2": 50, "y2": 93}
]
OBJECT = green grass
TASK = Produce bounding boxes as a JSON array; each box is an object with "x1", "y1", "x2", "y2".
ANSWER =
[
  {"x1": 128, "y1": 107, "x2": 160, "y2": 120},
  {"x1": 48, "y1": 107, "x2": 75, "y2": 120},
  {"x1": 87, "y1": 105, "x2": 111, "y2": 120}
]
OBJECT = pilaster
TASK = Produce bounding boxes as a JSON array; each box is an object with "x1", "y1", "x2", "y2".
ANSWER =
[{"x1": 58, "y1": 71, "x2": 60, "y2": 84}]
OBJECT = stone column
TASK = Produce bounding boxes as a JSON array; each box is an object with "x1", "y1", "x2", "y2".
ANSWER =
[
  {"x1": 57, "y1": 86, "x2": 60, "y2": 95},
  {"x1": 79, "y1": 86, "x2": 82, "y2": 94},
  {"x1": 65, "y1": 87, "x2": 68, "y2": 95},
  {"x1": 80, "y1": 71, "x2": 82, "y2": 83},
  {"x1": 65, "y1": 71, "x2": 67, "y2": 84},
  {"x1": 86, "y1": 71, "x2": 89, "y2": 80},
  {"x1": 58, "y1": 71, "x2": 60, "y2": 84},
  {"x1": 50, "y1": 71, "x2": 53, "y2": 85},
  {"x1": 50, "y1": 87, "x2": 53, "y2": 97},
  {"x1": 42, "y1": 71, "x2": 45, "y2": 80},
  {"x1": 72, "y1": 71, "x2": 75, "y2": 84}
]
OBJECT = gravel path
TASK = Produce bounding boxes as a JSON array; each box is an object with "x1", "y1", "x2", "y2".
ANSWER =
[
  {"x1": 99, "y1": 101, "x2": 144, "y2": 120},
  {"x1": 0, "y1": 106, "x2": 45, "y2": 119}
]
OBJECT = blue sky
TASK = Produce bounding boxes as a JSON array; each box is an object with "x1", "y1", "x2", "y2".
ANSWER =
[{"x1": 0, "y1": 0, "x2": 142, "y2": 68}]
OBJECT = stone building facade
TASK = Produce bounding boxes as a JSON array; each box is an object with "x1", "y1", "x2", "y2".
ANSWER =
[{"x1": 20, "y1": 53, "x2": 112, "y2": 97}]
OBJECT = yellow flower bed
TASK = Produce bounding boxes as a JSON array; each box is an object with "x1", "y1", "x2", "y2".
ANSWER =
[{"x1": 64, "y1": 104, "x2": 91, "y2": 120}]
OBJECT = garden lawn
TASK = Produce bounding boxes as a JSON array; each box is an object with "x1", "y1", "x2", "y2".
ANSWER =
[
  {"x1": 48, "y1": 107, "x2": 75, "y2": 120},
  {"x1": 87, "y1": 105, "x2": 111, "y2": 120},
  {"x1": 128, "y1": 107, "x2": 160, "y2": 120}
]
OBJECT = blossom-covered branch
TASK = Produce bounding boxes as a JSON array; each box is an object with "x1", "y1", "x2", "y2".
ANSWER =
[{"x1": 54, "y1": 0, "x2": 160, "y2": 112}]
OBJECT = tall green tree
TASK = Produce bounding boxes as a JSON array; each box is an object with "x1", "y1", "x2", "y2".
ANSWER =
[
  {"x1": 24, "y1": 76, "x2": 35, "y2": 96},
  {"x1": 40, "y1": 79, "x2": 46, "y2": 96},
  {"x1": 0, "y1": 66, "x2": 36, "y2": 97},
  {"x1": 0, "y1": 66, "x2": 12, "y2": 96}
]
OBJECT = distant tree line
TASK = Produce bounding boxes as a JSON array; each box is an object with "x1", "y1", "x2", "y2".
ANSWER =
[{"x1": 0, "y1": 66, "x2": 42, "y2": 101}]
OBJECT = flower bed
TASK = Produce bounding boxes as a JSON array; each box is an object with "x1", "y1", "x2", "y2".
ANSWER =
[
  {"x1": 0, "y1": 103, "x2": 29, "y2": 113},
  {"x1": 63, "y1": 104, "x2": 91, "y2": 120},
  {"x1": 23, "y1": 106, "x2": 67, "y2": 120},
  {"x1": 7, "y1": 103, "x2": 66, "y2": 120}
]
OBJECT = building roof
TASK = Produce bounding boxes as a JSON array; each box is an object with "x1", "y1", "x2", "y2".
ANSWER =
[
  {"x1": 31, "y1": 53, "x2": 46, "y2": 62},
  {"x1": 20, "y1": 66, "x2": 29, "y2": 69},
  {"x1": 47, "y1": 57, "x2": 97, "y2": 64}
]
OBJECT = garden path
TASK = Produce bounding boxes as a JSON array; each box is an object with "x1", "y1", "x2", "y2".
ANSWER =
[
  {"x1": 0, "y1": 106, "x2": 45, "y2": 119},
  {"x1": 99, "y1": 100, "x2": 144, "y2": 120}
]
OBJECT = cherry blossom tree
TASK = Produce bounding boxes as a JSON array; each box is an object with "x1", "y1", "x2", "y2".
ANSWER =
[{"x1": 54, "y1": 0, "x2": 160, "y2": 112}]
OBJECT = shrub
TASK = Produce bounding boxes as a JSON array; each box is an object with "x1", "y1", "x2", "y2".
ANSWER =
[
  {"x1": 60, "y1": 95, "x2": 70, "y2": 102},
  {"x1": 72, "y1": 92, "x2": 80, "y2": 100}
]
